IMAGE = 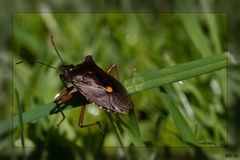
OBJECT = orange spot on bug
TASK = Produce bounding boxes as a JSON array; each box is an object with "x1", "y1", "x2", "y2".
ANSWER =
[{"x1": 105, "y1": 86, "x2": 113, "y2": 93}]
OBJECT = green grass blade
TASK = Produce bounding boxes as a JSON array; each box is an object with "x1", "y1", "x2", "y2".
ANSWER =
[
  {"x1": 200, "y1": 2, "x2": 223, "y2": 54},
  {"x1": 13, "y1": 103, "x2": 56, "y2": 128},
  {"x1": 159, "y1": 87, "x2": 197, "y2": 145},
  {"x1": 125, "y1": 54, "x2": 227, "y2": 94},
  {"x1": 107, "y1": 113, "x2": 124, "y2": 147},
  {"x1": 107, "y1": 108, "x2": 143, "y2": 147},
  {"x1": 128, "y1": 108, "x2": 141, "y2": 140},
  {"x1": 12, "y1": 92, "x2": 86, "y2": 128},
  {"x1": 115, "y1": 114, "x2": 145, "y2": 147},
  {"x1": 179, "y1": 14, "x2": 212, "y2": 57},
  {"x1": 1, "y1": 54, "x2": 227, "y2": 136},
  {"x1": 205, "y1": 13, "x2": 222, "y2": 54},
  {"x1": 15, "y1": 89, "x2": 25, "y2": 148}
]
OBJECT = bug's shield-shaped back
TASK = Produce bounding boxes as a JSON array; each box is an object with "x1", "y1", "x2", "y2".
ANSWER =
[{"x1": 64, "y1": 56, "x2": 133, "y2": 114}]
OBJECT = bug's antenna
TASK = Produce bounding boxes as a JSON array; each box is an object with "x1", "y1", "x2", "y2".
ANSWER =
[
  {"x1": 51, "y1": 35, "x2": 64, "y2": 64},
  {"x1": 36, "y1": 61, "x2": 59, "y2": 70},
  {"x1": 15, "y1": 61, "x2": 59, "y2": 70}
]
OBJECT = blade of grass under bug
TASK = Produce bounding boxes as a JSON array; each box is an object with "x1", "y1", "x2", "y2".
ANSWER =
[
  {"x1": 12, "y1": 103, "x2": 56, "y2": 128},
  {"x1": 12, "y1": 103, "x2": 146, "y2": 147},
  {"x1": 15, "y1": 89, "x2": 25, "y2": 148},
  {"x1": 12, "y1": 93, "x2": 87, "y2": 128},
  {"x1": 3, "y1": 54, "x2": 227, "y2": 135},
  {"x1": 125, "y1": 54, "x2": 227, "y2": 94},
  {"x1": 125, "y1": 54, "x2": 226, "y2": 86},
  {"x1": 159, "y1": 87, "x2": 197, "y2": 145}
]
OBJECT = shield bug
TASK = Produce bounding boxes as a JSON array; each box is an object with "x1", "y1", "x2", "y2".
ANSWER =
[{"x1": 50, "y1": 36, "x2": 133, "y2": 129}]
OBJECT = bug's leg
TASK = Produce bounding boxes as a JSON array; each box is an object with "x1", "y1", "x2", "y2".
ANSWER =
[
  {"x1": 51, "y1": 87, "x2": 73, "y2": 114},
  {"x1": 54, "y1": 86, "x2": 75, "y2": 127},
  {"x1": 60, "y1": 74, "x2": 69, "y2": 89},
  {"x1": 55, "y1": 86, "x2": 75, "y2": 106},
  {"x1": 56, "y1": 107, "x2": 65, "y2": 127},
  {"x1": 106, "y1": 64, "x2": 119, "y2": 80},
  {"x1": 79, "y1": 105, "x2": 103, "y2": 133},
  {"x1": 56, "y1": 92, "x2": 74, "y2": 127}
]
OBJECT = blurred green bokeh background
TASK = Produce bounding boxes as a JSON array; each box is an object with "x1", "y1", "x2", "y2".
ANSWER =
[{"x1": 0, "y1": 0, "x2": 239, "y2": 160}]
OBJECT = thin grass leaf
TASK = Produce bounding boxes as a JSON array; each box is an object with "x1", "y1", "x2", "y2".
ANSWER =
[
  {"x1": 205, "y1": 13, "x2": 222, "y2": 54},
  {"x1": 115, "y1": 115, "x2": 145, "y2": 147},
  {"x1": 15, "y1": 89, "x2": 25, "y2": 148},
  {"x1": 107, "y1": 113, "x2": 124, "y2": 147},
  {"x1": 128, "y1": 108, "x2": 141, "y2": 140},
  {"x1": 200, "y1": 2, "x2": 222, "y2": 54},
  {"x1": 107, "y1": 109, "x2": 143, "y2": 147},
  {"x1": 179, "y1": 14, "x2": 212, "y2": 57},
  {"x1": 159, "y1": 87, "x2": 197, "y2": 145}
]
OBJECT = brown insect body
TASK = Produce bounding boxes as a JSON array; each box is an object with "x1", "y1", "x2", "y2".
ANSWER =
[{"x1": 59, "y1": 55, "x2": 132, "y2": 114}]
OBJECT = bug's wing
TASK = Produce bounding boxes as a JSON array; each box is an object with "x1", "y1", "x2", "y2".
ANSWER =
[
  {"x1": 73, "y1": 81, "x2": 130, "y2": 114},
  {"x1": 109, "y1": 91, "x2": 132, "y2": 113}
]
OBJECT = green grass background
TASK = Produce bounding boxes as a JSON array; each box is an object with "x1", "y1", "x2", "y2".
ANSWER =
[
  {"x1": 10, "y1": 12, "x2": 227, "y2": 157},
  {"x1": 0, "y1": 0, "x2": 237, "y2": 158}
]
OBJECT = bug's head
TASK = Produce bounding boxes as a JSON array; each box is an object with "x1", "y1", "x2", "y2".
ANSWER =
[{"x1": 59, "y1": 64, "x2": 75, "y2": 74}]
